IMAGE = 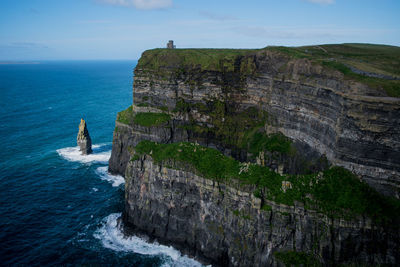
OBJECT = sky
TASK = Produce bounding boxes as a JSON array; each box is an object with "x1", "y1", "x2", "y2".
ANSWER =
[{"x1": 0, "y1": 0, "x2": 399, "y2": 60}]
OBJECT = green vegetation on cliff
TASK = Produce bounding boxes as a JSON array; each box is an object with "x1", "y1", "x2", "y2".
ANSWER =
[
  {"x1": 117, "y1": 106, "x2": 171, "y2": 127},
  {"x1": 137, "y1": 48, "x2": 257, "y2": 73},
  {"x1": 116, "y1": 105, "x2": 135, "y2": 125},
  {"x1": 134, "y1": 112, "x2": 170, "y2": 127},
  {"x1": 248, "y1": 132, "x2": 294, "y2": 155},
  {"x1": 174, "y1": 98, "x2": 295, "y2": 155},
  {"x1": 133, "y1": 140, "x2": 400, "y2": 222},
  {"x1": 270, "y1": 43, "x2": 400, "y2": 97}
]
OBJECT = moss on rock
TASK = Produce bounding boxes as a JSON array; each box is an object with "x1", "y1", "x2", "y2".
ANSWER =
[{"x1": 133, "y1": 140, "x2": 400, "y2": 222}]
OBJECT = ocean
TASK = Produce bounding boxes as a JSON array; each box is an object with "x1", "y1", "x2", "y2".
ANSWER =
[{"x1": 0, "y1": 61, "x2": 203, "y2": 266}]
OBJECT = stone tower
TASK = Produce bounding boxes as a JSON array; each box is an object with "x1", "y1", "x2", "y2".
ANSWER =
[{"x1": 167, "y1": 40, "x2": 176, "y2": 49}]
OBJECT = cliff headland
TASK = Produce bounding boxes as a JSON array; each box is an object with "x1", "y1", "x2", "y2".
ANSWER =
[{"x1": 109, "y1": 43, "x2": 400, "y2": 266}]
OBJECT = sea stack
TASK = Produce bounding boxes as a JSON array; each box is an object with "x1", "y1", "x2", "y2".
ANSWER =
[{"x1": 77, "y1": 118, "x2": 92, "y2": 155}]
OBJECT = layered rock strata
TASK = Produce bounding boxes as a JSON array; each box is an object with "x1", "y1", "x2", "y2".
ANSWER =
[
  {"x1": 123, "y1": 155, "x2": 399, "y2": 266},
  {"x1": 109, "y1": 47, "x2": 400, "y2": 266},
  {"x1": 110, "y1": 49, "x2": 400, "y2": 197}
]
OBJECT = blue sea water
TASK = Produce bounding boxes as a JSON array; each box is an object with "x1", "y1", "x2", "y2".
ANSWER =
[{"x1": 0, "y1": 61, "x2": 203, "y2": 266}]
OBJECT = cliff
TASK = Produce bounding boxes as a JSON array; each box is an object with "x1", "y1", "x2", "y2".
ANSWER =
[
  {"x1": 124, "y1": 153, "x2": 399, "y2": 266},
  {"x1": 111, "y1": 44, "x2": 400, "y2": 197},
  {"x1": 109, "y1": 44, "x2": 400, "y2": 266}
]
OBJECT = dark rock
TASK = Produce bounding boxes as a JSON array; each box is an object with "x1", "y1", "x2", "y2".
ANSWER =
[
  {"x1": 77, "y1": 118, "x2": 92, "y2": 155},
  {"x1": 124, "y1": 156, "x2": 400, "y2": 266}
]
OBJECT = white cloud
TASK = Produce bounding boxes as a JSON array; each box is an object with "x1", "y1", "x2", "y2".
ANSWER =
[
  {"x1": 99, "y1": 0, "x2": 172, "y2": 9},
  {"x1": 305, "y1": 0, "x2": 335, "y2": 4}
]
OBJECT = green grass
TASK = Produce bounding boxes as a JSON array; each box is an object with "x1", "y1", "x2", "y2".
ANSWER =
[
  {"x1": 312, "y1": 167, "x2": 400, "y2": 221},
  {"x1": 175, "y1": 99, "x2": 294, "y2": 156},
  {"x1": 248, "y1": 132, "x2": 294, "y2": 155},
  {"x1": 116, "y1": 106, "x2": 171, "y2": 127},
  {"x1": 135, "y1": 141, "x2": 239, "y2": 182},
  {"x1": 321, "y1": 60, "x2": 400, "y2": 97},
  {"x1": 261, "y1": 204, "x2": 272, "y2": 211},
  {"x1": 133, "y1": 140, "x2": 400, "y2": 223},
  {"x1": 116, "y1": 105, "x2": 135, "y2": 125},
  {"x1": 272, "y1": 43, "x2": 400, "y2": 76},
  {"x1": 137, "y1": 48, "x2": 258, "y2": 74},
  {"x1": 137, "y1": 103, "x2": 150, "y2": 107},
  {"x1": 269, "y1": 43, "x2": 400, "y2": 97},
  {"x1": 173, "y1": 98, "x2": 192, "y2": 113},
  {"x1": 268, "y1": 46, "x2": 309, "y2": 59},
  {"x1": 174, "y1": 99, "x2": 275, "y2": 152},
  {"x1": 133, "y1": 112, "x2": 171, "y2": 127},
  {"x1": 274, "y1": 251, "x2": 321, "y2": 267}
]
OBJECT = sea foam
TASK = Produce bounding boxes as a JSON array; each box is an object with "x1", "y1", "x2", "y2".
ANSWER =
[
  {"x1": 94, "y1": 213, "x2": 205, "y2": 267},
  {"x1": 95, "y1": 166, "x2": 124, "y2": 187},
  {"x1": 57, "y1": 144, "x2": 111, "y2": 164}
]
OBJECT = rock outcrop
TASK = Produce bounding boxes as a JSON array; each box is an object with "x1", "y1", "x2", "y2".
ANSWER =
[{"x1": 77, "y1": 118, "x2": 92, "y2": 155}]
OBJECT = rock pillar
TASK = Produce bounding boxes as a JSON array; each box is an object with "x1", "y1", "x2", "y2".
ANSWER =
[{"x1": 77, "y1": 118, "x2": 92, "y2": 155}]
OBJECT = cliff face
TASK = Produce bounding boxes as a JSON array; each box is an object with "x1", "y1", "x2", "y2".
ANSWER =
[
  {"x1": 109, "y1": 45, "x2": 400, "y2": 266},
  {"x1": 110, "y1": 48, "x2": 400, "y2": 197},
  {"x1": 124, "y1": 156, "x2": 399, "y2": 266}
]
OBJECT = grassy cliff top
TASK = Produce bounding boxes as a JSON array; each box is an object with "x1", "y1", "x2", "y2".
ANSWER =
[
  {"x1": 138, "y1": 43, "x2": 400, "y2": 76},
  {"x1": 137, "y1": 43, "x2": 400, "y2": 97},
  {"x1": 137, "y1": 48, "x2": 258, "y2": 73},
  {"x1": 271, "y1": 43, "x2": 400, "y2": 97},
  {"x1": 270, "y1": 43, "x2": 400, "y2": 77}
]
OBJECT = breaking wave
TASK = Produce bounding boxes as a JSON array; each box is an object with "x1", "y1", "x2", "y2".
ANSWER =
[
  {"x1": 94, "y1": 213, "x2": 205, "y2": 267},
  {"x1": 56, "y1": 144, "x2": 111, "y2": 164},
  {"x1": 95, "y1": 166, "x2": 124, "y2": 187}
]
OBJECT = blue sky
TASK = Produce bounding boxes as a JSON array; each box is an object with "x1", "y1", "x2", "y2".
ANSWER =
[{"x1": 0, "y1": 0, "x2": 399, "y2": 60}]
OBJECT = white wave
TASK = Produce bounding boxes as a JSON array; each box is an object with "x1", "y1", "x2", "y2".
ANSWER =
[
  {"x1": 95, "y1": 166, "x2": 124, "y2": 187},
  {"x1": 56, "y1": 144, "x2": 111, "y2": 164},
  {"x1": 94, "y1": 213, "x2": 206, "y2": 267}
]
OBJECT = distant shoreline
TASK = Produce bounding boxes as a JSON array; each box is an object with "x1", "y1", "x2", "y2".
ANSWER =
[{"x1": 0, "y1": 61, "x2": 40, "y2": 65}]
